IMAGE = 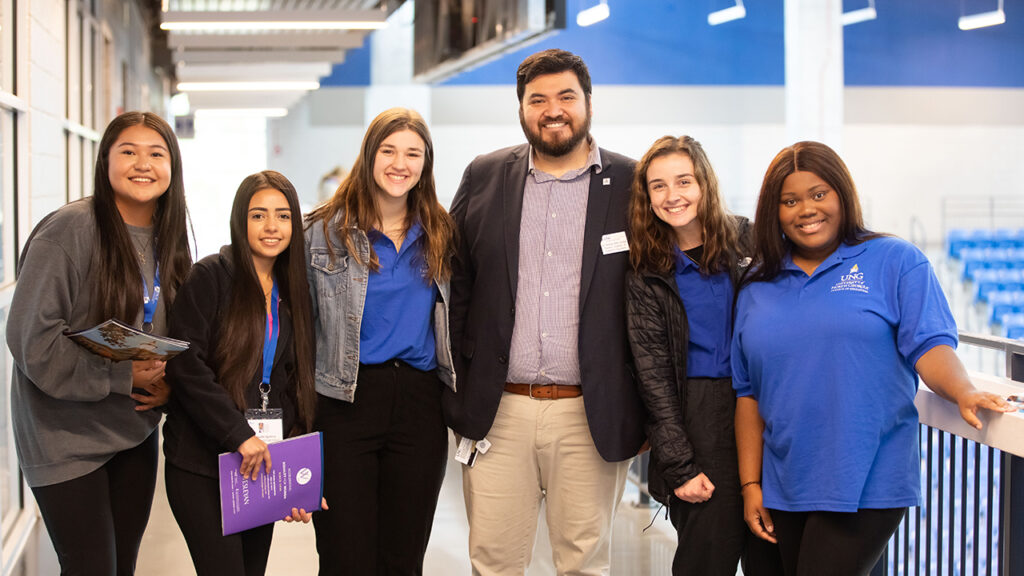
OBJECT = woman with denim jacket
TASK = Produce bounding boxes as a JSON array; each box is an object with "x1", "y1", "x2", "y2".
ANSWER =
[
  {"x1": 304, "y1": 107, "x2": 456, "y2": 576},
  {"x1": 625, "y1": 136, "x2": 782, "y2": 576}
]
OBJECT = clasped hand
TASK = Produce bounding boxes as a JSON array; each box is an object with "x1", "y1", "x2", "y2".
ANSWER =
[{"x1": 131, "y1": 359, "x2": 169, "y2": 411}]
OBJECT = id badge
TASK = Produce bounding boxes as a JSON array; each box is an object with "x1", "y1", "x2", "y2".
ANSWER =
[{"x1": 245, "y1": 408, "x2": 284, "y2": 444}]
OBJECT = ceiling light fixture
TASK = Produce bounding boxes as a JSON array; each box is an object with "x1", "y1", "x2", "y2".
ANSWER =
[
  {"x1": 959, "y1": 0, "x2": 1006, "y2": 30},
  {"x1": 576, "y1": 1, "x2": 610, "y2": 27},
  {"x1": 708, "y1": 0, "x2": 746, "y2": 26},
  {"x1": 842, "y1": 0, "x2": 877, "y2": 25},
  {"x1": 176, "y1": 81, "x2": 320, "y2": 92}
]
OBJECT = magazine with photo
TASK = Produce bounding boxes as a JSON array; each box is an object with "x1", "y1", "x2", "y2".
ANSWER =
[
  {"x1": 66, "y1": 318, "x2": 190, "y2": 361},
  {"x1": 218, "y1": 432, "x2": 324, "y2": 536}
]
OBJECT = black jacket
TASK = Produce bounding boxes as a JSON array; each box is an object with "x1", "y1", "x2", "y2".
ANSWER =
[
  {"x1": 163, "y1": 247, "x2": 299, "y2": 478},
  {"x1": 443, "y1": 143, "x2": 646, "y2": 462},
  {"x1": 625, "y1": 217, "x2": 752, "y2": 504}
]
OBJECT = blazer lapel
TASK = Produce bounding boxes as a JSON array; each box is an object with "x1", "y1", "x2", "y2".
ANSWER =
[
  {"x1": 503, "y1": 146, "x2": 530, "y2": 301},
  {"x1": 579, "y1": 152, "x2": 613, "y2": 309}
]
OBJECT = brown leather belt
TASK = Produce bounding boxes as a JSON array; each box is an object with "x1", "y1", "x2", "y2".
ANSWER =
[{"x1": 504, "y1": 382, "x2": 582, "y2": 399}]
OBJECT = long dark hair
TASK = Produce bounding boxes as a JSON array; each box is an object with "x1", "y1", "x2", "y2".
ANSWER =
[
  {"x1": 91, "y1": 111, "x2": 192, "y2": 323},
  {"x1": 744, "y1": 141, "x2": 879, "y2": 285},
  {"x1": 629, "y1": 135, "x2": 738, "y2": 275},
  {"x1": 216, "y1": 171, "x2": 316, "y2": 434},
  {"x1": 306, "y1": 107, "x2": 454, "y2": 282}
]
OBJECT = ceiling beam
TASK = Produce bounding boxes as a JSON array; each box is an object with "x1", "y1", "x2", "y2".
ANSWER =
[
  {"x1": 175, "y1": 62, "x2": 333, "y2": 82},
  {"x1": 172, "y1": 49, "x2": 347, "y2": 64},
  {"x1": 160, "y1": 9, "x2": 387, "y2": 30},
  {"x1": 168, "y1": 32, "x2": 367, "y2": 49}
]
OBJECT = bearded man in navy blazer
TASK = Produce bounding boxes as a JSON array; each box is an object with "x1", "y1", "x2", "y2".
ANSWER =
[{"x1": 444, "y1": 48, "x2": 646, "y2": 575}]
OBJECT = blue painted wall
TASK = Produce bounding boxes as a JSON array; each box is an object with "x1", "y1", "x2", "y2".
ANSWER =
[
  {"x1": 323, "y1": 0, "x2": 1024, "y2": 88},
  {"x1": 320, "y1": 42, "x2": 372, "y2": 86},
  {"x1": 844, "y1": 0, "x2": 1024, "y2": 87}
]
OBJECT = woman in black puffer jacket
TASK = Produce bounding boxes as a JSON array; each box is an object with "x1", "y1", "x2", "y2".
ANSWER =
[{"x1": 626, "y1": 135, "x2": 780, "y2": 576}]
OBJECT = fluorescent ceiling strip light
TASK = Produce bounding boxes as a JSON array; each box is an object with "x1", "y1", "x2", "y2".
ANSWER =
[
  {"x1": 708, "y1": 2, "x2": 746, "y2": 26},
  {"x1": 576, "y1": 2, "x2": 610, "y2": 27},
  {"x1": 194, "y1": 108, "x2": 289, "y2": 118},
  {"x1": 176, "y1": 81, "x2": 320, "y2": 92},
  {"x1": 958, "y1": 8, "x2": 1005, "y2": 30},
  {"x1": 161, "y1": 21, "x2": 385, "y2": 31},
  {"x1": 842, "y1": 6, "x2": 877, "y2": 26}
]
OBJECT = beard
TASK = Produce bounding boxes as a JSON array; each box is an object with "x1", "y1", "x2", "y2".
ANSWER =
[{"x1": 519, "y1": 109, "x2": 592, "y2": 158}]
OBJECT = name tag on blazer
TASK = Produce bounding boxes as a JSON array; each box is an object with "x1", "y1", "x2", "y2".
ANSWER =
[{"x1": 600, "y1": 231, "x2": 629, "y2": 255}]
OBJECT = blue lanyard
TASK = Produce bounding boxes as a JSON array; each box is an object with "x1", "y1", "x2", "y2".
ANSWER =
[
  {"x1": 262, "y1": 279, "x2": 280, "y2": 388},
  {"x1": 141, "y1": 264, "x2": 161, "y2": 333}
]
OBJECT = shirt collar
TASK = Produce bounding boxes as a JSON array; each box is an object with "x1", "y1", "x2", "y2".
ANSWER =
[
  {"x1": 781, "y1": 241, "x2": 869, "y2": 273},
  {"x1": 674, "y1": 246, "x2": 700, "y2": 272},
  {"x1": 527, "y1": 136, "x2": 603, "y2": 180},
  {"x1": 368, "y1": 220, "x2": 424, "y2": 247}
]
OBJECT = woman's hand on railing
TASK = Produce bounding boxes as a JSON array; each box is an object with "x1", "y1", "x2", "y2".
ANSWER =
[{"x1": 957, "y1": 389, "x2": 1014, "y2": 430}]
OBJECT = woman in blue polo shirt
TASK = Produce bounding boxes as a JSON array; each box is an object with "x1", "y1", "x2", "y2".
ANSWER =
[
  {"x1": 732, "y1": 140, "x2": 1011, "y2": 576},
  {"x1": 304, "y1": 107, "x2": 456, "y2": 575},
  {"x1": 625, "y1": 135, "x2": 780, "y2": 576}
]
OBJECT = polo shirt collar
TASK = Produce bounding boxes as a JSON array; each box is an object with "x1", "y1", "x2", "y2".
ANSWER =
[
  {"x1": 781, "y1": 241, "x2": 869, "y2": 274},
  {"x1": 674, "y1": 246, "x2": 700, "y2": 272}
]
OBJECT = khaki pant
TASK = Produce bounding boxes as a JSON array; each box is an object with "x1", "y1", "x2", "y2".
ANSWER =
[{"x1": 462, "y1": 392, "x2": 631, "y2": 576}]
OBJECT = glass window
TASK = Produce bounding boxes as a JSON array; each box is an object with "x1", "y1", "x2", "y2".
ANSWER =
[
  {"x1": 66, "y1": 0, "x2": 81, "y2": 123},
  {"x1": 0, "y1": 0, "x2": 13, "y2": 92},
  {"x1": 0, "y1": 307, "x2": 13, "y2": 536},
  {"x1": 85, "y1": 24, "x2": 96, "y2": 129},
  {"x1": 0, "y1": 111, "x2": 11, "y2": 285}
]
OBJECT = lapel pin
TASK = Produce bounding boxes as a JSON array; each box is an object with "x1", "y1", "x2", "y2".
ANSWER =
[{"x1": 602, "y1": 178, "x2": 611, "y2": 185}]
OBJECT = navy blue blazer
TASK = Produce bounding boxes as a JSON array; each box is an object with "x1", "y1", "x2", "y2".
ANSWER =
[{"x1": 443, "y1": 143, "x2": 646, "y2": 462}]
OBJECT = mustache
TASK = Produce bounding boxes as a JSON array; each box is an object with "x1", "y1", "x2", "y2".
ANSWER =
[{"x1": 538, "y1": 115, "x2": 570, "y2": 124}]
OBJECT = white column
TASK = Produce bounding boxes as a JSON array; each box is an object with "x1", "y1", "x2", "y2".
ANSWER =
[
  {"x1": 367, "y1": 1, "x2": 431, "y2": 124},
  {"x1": 784, "y1": 0, "x2": 844, "y2": 149}
]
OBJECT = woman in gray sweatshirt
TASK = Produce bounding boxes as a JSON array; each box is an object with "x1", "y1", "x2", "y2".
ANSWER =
[{"x1": 6, "y1": 111, "x2": 192, "y2": 575}]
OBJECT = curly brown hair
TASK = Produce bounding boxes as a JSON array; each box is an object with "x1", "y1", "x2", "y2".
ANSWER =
[{"x1": 629, "y1": 135, "x2": 738, "y2": 276}]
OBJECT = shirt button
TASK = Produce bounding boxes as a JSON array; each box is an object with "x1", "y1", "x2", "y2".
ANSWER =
[
  {"x1": 539, "y1": 370, "x2": 546, "y2": 376},
  {"x1": 551, "y1": 213, "x2": 556, "y2": 218},
  {"x1": 543, "y1": 291, "x2": 549, "y2": 297},
  {"x1": 547, "y1": 251, "x2": 553, "y2": 257},
  {"x1": 542, "y1": 332, "x2": 548, "y2": 338}
]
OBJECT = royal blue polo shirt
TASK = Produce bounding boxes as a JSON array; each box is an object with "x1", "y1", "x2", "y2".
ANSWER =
[
  {"x1": 674, "y1": 247, "x2": 733, "y2": 378},
  {"x1": 731, "y1": 237, "x2": 957, "y2": 512},
  {"x1": 360, "y1": 222, "x2": 438, "y2": 371}
]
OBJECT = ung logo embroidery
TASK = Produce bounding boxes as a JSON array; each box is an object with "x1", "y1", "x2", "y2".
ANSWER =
[{"x1": 831, "y1": 263, "x2": 869, "y2": 294}]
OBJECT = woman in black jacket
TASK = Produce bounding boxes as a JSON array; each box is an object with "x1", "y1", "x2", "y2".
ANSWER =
[
  {"x1": 626, "y1": 136, "x2": 780, "y2": 576},
  {"x1": 163, "y1": 170, "x2": 318, "y2": 575}
]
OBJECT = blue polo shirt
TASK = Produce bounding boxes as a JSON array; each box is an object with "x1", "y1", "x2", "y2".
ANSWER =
[
  {"x1": 731, "y1": 237, "x2": 957, "y2": 512},
  {"x1": 360, "y1": 222, "x2": 438, "y2": 371},
  {"x1": 674, "y1": 247, "x2": 733, "y2": 378}
]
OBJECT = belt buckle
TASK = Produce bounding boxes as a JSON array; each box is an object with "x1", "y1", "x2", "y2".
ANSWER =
[{"x1": 528, "y1": 383, "x2": 544, "y2": 400}]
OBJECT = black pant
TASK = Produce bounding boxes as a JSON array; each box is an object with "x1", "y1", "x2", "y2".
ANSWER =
[
  {"x1": 164, "y1": 462, "x2": 274, "y2": 576},
  {"x1": 667, "y1": 377, "x2": 783, "y2": 576},
  {"x1": 31, "y1": 430, "x2": 159, "y2": 576},
  {"x1": 770, "y1": 507, "x2": 907, "y2": 576},
  {"x1": 313, "y1": 361, "x2": 448, "y2": 576}
]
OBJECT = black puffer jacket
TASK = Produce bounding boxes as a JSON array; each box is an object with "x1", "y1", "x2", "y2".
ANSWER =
[{"x1": 626, "y1": 217, "x2": 752, "y2": 505}]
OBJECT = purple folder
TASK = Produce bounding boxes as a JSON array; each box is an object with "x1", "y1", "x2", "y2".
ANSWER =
[{"x1": 218, "y1": 432, "x2": 323, "y2": 536}]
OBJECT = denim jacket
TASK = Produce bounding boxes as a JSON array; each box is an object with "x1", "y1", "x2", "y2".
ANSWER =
[{"x1": 305, "y1": 214, "x2": 456, "y2": 402}]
